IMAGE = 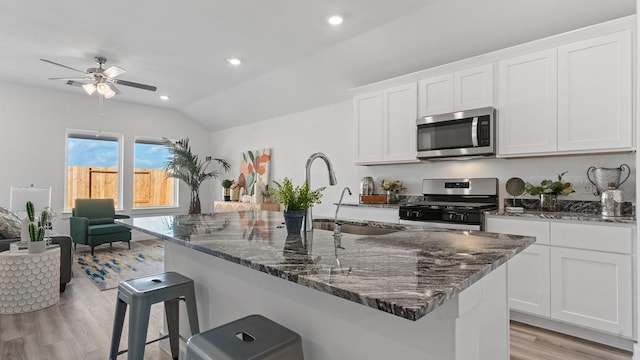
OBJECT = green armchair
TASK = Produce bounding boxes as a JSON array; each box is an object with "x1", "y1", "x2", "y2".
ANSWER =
[{"x1": 70, "y1": 199, "x2": 131, "y2": 255}]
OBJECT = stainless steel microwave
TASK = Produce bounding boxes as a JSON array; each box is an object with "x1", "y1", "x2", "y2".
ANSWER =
[{"x1": 416, "y1": 107, "x2": 496, "y2": 160}]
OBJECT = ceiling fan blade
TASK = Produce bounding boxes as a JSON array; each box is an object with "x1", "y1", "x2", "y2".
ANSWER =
[
  {"x1": 48, "y1": 77, "x2": 90, "y2": 80},
  {"x1": 112, "y1": 79, "x2": 157, "y2": 91},
  {"x1": 103, "y1": 65, "x2": 126, "y2": 79},
  {"x1": 65, "y1": 80, "x2": 89, "y2": 87},
  {"x1": 40, "y1": 59, "x2": 87, "y2": 74}
]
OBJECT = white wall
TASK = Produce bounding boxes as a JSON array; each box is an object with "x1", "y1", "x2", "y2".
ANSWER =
[
  {"x1": 210, "y1": 100, "x2": 635, "y2": 218},
  {"x1": 0, "y1": 80, "x2": 213, "y2": 233}
]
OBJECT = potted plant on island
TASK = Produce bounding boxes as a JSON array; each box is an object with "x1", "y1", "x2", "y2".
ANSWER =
[
  {"x1": 26, "y1": 201, "x2": 47, "y2": 254},
  {"x1": 524, "y1": 171, "x2": 575, "y2": 211},
  {"x1": 163, "y1": 138, "x2": 231, "y2": 214},
  {"x1": 269, "y1": 178, "x2": 325, "y2": 234}
]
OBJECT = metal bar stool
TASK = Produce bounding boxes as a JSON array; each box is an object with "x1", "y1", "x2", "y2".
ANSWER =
[
  {"x1": 185, "y1": 314, "x2": 303, "y2": 360},
  {"x1": 109, "y1": 271, "x2": 200, "y2": 360}
]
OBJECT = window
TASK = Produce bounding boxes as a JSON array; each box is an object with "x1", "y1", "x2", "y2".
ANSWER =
[
  {"x1": 134, "y1": 138, "x2": 176, "y2": 208},
  {"x1": 65, "y1": 130, "x2": 123, "y2": 210}
]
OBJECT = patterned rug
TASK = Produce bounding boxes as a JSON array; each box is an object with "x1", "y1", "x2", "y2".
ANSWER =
[{"x1": 74, "y1": 239, "x2": 164, "y2": 291}]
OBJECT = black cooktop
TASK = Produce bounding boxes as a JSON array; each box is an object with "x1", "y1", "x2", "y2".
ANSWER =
[{"x1": 401, "y1": 201, "x2": 497, "y2": 211}]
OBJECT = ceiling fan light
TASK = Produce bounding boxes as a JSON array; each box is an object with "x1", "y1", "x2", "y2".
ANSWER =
[
  {"x1": 96, "y1": 82, "x2": 111, "y2": 95},
  {"x1": 104, "y1": 88, "x2": 116, "y2": 99},
  {"x1": 82, "y1": 83, "x2": 96, "y2": 95}
]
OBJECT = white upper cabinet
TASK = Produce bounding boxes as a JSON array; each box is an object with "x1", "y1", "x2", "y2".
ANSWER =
[
  {"x1": 498, "y1": 49, "x2": 558, "y2": 155},
  {"x1": 454, "y1": 64, "x2": 494, "y2": 111},
  {"x1": 557, "y1": 31, "x2": 633, "y2": 151},
  {"x1": 354, "y1": 83, "x2": 418, "y2": 165},
  {"x1": 418, "y1": 64, "x2": 493, "y2": 117},
  {"x1": 497, "y1": 30, "x2": 633, "y2": 157},
  {"x1": 354, "y1": 92, "x2": 383, "y2": 163},
  {"x1": 382, "y1": 83, "x2": 418, "y2": 162},
  {"x1": 417, "y1": 74, "x2": 454, "y2": 116}
]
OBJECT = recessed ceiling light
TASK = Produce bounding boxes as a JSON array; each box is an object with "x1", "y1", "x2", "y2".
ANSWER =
[
  {"x1": 327, "y1": 15, "x2": 343, "y2": 26},
  {"x1": 227, "y1": 58, "x2": 242, "y2": 66},
  {"x1": 160, "y1": 95, "x2": 170, "y2": 100}
]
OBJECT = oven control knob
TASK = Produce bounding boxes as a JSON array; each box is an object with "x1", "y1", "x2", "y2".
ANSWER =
[
  {"x1": 460, "y1": 213, "x2": 468, "y2": 221},
  {"x1": 448, "y1": 213, "x2": 456, "y2": 221}
]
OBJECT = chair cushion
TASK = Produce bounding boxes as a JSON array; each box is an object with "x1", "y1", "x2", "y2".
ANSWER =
[
  {"x1": 74, "y1": 199, "x2": 115, "y2": 219},
  {"x1": 88, "y1": 218, "x2": 114, "y2": 226},
  {"x1": 87, "y1": 223, "x2": 131, "y2": 236},
  {"x1": 0, "y1": 207, "x2": 22, "y2": 239}
]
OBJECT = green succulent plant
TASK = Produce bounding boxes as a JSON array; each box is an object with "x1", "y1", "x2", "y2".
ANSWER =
[
  {"x1": 525, "y1": 172, "x2": 575, "y2": 196},
  {"x1": 25, "y1": 201, "x2": 46, "y2": 242}
]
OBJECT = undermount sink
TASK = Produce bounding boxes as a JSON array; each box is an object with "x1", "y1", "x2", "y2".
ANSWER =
[{"x1": 312, "y1": 219, "x2": 401, "y2": 236}]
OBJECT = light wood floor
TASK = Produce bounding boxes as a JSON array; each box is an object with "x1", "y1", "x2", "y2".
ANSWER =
[
  {"x1": 0, "y1": 269, "x2": 634, "y2": 359},
  {"x1": 0, "y1": 268, "x2": 172, "y2": 360},
  {"x1": 510, "y1": 321, "x2": 631, "y2": 360}
]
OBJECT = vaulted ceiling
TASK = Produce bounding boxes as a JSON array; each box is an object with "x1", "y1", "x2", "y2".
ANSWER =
[{"x1": 0, "y1": 0, "x2": 634, "y2": 131}]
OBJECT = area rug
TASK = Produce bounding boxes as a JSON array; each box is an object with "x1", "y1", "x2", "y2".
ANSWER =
[{"x1": 74, "y1": 239, "x2": 164, "y2": 291}]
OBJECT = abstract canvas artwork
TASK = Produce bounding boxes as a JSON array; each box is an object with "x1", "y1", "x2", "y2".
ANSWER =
[{"x1": 238, "y1": 149, "x2": 271, "y2": 195}]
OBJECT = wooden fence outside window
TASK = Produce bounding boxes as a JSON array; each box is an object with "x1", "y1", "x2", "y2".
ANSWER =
[{"x1": 66, "y1": 166, "x2": 174, "y2": 209}]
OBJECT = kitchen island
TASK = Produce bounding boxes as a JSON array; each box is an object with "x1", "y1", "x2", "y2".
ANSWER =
[{"x1": 118, "y1": 211, "x2": 534, "y2": 360}]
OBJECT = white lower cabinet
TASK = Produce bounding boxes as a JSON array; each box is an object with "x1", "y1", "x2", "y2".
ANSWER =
[
  {"x1": 485, "y1": 216, "x2": 634, "y2": 338},
  {"x1": 508, "y1": 244, "x2": 550, "y2": 316},
  {"x1": 550, "y1": 247, "x2": 632, "y2": 337}
]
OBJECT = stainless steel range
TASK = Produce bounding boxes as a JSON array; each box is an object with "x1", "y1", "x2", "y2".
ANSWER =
[{"x1": 399, "y1": 178, "x2": 498, "y2": 230}]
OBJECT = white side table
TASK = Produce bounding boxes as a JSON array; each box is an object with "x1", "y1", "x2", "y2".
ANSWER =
[{"x1": 0, "y1": 246, "x2": 60, "y2": 314}]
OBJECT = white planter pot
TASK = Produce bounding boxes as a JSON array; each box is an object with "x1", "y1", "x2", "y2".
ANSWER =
[{"x1": 28, "y1": 241, "x2": 46, "y2": 254}]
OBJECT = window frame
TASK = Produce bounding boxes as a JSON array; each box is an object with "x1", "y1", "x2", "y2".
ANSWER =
[
  {"x1": 64, "y1": 129, "x2": 124, "y2": 212},
  {"x1": 132, "y1": 136, "x2": 178, "y2": 210}
]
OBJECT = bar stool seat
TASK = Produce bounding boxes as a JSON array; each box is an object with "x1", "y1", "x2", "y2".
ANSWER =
[
  {"x1": 186, "y1": 314, "x2": 303, "y2": 360},
  {"x1": 109, "y1": 271, "x2": 200, "y2": 360}
]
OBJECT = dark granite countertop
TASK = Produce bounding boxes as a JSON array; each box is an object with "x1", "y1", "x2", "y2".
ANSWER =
[
  {"x1": 486, "y1": 210, "x2": 636, "y2": 224},
  {"x1": 338, "y1": 202, "x2": 400, "y2": 208},
  {"x1": 118, "y1": 212, "x2": 534, "y2": 321}
]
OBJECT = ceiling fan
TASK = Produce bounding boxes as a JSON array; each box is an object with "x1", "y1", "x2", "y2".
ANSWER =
[{"x1": 41, "y1": 56, "x2": 157, "y2": 99}]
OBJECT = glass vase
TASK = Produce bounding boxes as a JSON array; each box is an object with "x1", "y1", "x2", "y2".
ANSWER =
[
  {"x1": 387, "y1": 190, "x2": 400, "y2": 204},
  {"x1": 539, "y1": 194, "x2": 557, "y2": 212}
]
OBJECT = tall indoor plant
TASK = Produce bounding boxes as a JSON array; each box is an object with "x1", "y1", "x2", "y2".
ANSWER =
[
  {"x1": 163, "y1": 138, "x2": 231, "y2": 214},
  {"x1": 270, "y1": 178, "x2": 324, "y2": 234}
]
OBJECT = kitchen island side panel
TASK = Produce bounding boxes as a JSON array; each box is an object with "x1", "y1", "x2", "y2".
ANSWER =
[{"x1": 164, "y1": 240, "x2": 509, "y2": 360}]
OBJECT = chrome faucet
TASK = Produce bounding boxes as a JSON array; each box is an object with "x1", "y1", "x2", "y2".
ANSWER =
[
  {"x1": 304, "y1": 152, "x2": 337, "y2": 233},
  {"x1": 333, "y1": 187, "x2": 352, "y2": 241}
]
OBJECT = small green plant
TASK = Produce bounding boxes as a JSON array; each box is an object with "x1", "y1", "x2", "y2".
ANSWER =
[
  {"x1": 269, "y1": 178, "x2": 325, "y2": 211},
  {"x1": 222, "y1": 179, "x2": 234, "y2": 188},
  {"x1": 525, "y1": 171, "x2": 575, "y2": 196},
  {"x1": 380, "y1": 180, "x2": 406, "y2": 192},
  {"x1": 262, "y1": 184, "x2": 271, "y2": 197},
  {"x1": 25, "y1": 201, "x2": 45, "y2": 242}
]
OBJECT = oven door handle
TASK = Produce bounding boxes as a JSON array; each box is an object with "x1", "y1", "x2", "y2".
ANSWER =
[{"x1": 471, "y1": 117, "x2": 479, "y2": 147}]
